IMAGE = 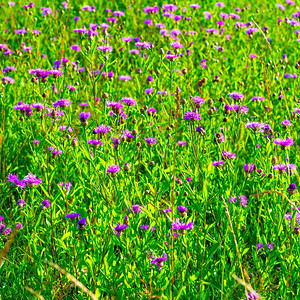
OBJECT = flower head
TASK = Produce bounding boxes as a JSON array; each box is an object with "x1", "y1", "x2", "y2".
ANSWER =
[
  {"x1": 150, "y1": 252, "x2": 167, "y2": 270},
  {"x1": 114, "y1": 224, "x2": 128, "y2": 236},
  {"x1": 77, "y1": 218, "x2": 87, "y2": 229},
  {"x1": 65, "y1": 212, "x2": 80, "y2": 221},
  {"x1": 171, "y1": 218, "x2": 194, "y2": 234}
]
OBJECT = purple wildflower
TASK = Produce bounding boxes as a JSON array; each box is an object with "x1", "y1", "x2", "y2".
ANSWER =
[{"x1": 150, "y1": 252, "x2": 167, "y2": 270}]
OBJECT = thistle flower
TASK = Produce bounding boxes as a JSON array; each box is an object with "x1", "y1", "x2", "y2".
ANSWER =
[
  {"x1": 121, "y1": 97, "x2": 137, "y2": 106},
  {"x1": 183, "y1": 110, "x2": 201, "y2": 121},
  {"x1": 281, "y1": 119, "x2": 292, "y2": 128},
  {"x1": 53, "y1": 99, "x2": 72, "y2": 108},
  {"x1": 107, "y1": 165, "x2": 120, "y2": 175},
  {"x1": 144, "y1": 137, "x2": 157, "y2": 146},
  {"x1": 178, "y1": 205, "x2": 187, "y2": 216},
  {"x1": 272, "y1": 164, "x2": 287, "y2": 174},
  {"x1": 88, "y1": 139, "x2": 104, "y2": 149},
  {"x1": 131, "y1": 205, "x2": 143, "y2": 214},
  {"x1": 77, "y1": 218, "x2": 87, "y2": 229},
  {"x1": 222, "y1": 151, "x2": 236, "y2": 160},
  {"x1": 70, "y1": 45, "x2": 81, "y2": 52},
  {"x1": 65, "y1": 212, "x2": 80, "y2": 221},
  {"x1": 48, "y1": 147, "x2": 63, "y2": 156},
  {"x1": 287, "y1": 184, "x2": 297, "y2": 195},
  {"x1": 245, "y1": 291, "x2": 261, "y2": 299},
  {"x1": 114, "y1": 224, "x2": 128, "y2": 236},
  {"x1": 177, "y1": 141, "x2": 186, "y2": 147},
  {"x1": 23, "y1": 173, "x2": 42, "y2": 187},
  {"x1": 79, "y1": 112, "x2": 91, "y2": 126},
  {"x1": 212, "y1": 160, "x2": 225, "y2": 167},
  {"x1": 273, "y1": 137, "x2": 294, "y2": 149},
  {"x1": 7, "y1": 174, "x2": 26, "y2": 189},
  {"x1": 17, "y1": 199, "x2": 25, "y2": 208},
  {"x1": 228, "y1": 92, "x2": 244, "y2": 101},
  {"x1": 171, "y1": 218, "x2": 194, "y2": 234},
  {"x1": 93, "y1": 125, "x2": 111, "y2": 135},
  {"x1": 229, "y1": 196, "x2": 248, "y2": 207},
  {"x1": 151, "y1": 252, "x2": 167, "y2": 270},
  {"x1": 252, "y1": 96, "x2": 265, "y2": 101},
  {"x1": 58, "y1": 182, "x2": 72, "y2": 193},
  {"x1": 40, "y1": 200, "x2": 51, "y2": 210},
  {"x1": 244, "y1": 163, "x2": 255, "y2": 174},
  {"x1": 119, "y1": 75, "x2": 132, "y2": 81},
  {"x1": 2, "y1": 77, "x2": 15, "y2": 84},
  {"x1": 245, "y1": 121, "x2": 263, "y2": 132}
]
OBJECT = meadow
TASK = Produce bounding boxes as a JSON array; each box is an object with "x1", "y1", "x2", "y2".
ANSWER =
[{"x1": 0, "y1": 0, "x2": 300, "y2": 299}]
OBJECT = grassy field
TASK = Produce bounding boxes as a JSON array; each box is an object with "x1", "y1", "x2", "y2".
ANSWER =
[{"x1": 1, "y1": 0, "x2": 300, "y2": 299}]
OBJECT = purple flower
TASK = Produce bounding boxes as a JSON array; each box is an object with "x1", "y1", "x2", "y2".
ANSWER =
[
  {"x1": 41, "y1": 7, "x2": 52, "y2": 15},
  {"x1": 7, "y1": 173, "x2": 26, "y2": 189},
  {"x1": 2, "y1": 77, "x2": 15, "y2": 84},
  {"x1": 249, "y1": 54, "x2": 257, "y2": 59},
  {"x1": 165, "y1": 54, "x2": 178, "y2": 61},
  {"x1": 17, "y1": 199, "x2": 26, "y2": 208},
  {"x1": 93, "y1": 125, "x2": 111, "y2": 135},
  {"x1": 151, "y1": 252, "x2": 167, "y2": 270},
  {"x1": 53, "y1": 99, "x2": 72, "y2": 108},
  {"x1": 77, "y1": 217, "x2": 87, "y2": 229},
  {"x1": 143, "y1": 6, "x2": 159, "y2": 14},
  {"x1": 212, "y1": 160, "x2": 225, "y2": 167},
  {"x1": 229, "y1": 196, "x2": 248, "y2": 207},
  {"x1": 2, "y1": 66, "x2": 16, "y2": 73},
  {"x1": 287, "y1": 184, "x2": 297, "y2": 195},
  {"x1": 42, "y1": 200, "x2": 51, "y2": 208},
  {"x1": 4, "y1": 228, "x2": 12, "y2": 235},
  {"x1": 178, "y1": 205, "x2": 187, "y2": 214},
  {"x1": 70, "y1": 45, "x2": 81, "y2": 52},
  {"x1": 88, "y1": 139, "x2": 104, "y2": 149},
  {"x1": 228, "y1": 92, "x2": 244, "y2": 101},
  {"x1": 183, "y1": 110, "x2": 201, "y2": 121},
  {"x1": 245, "y1": 290, "x2": 261, "y2": 299},
  {"x1": 196, "y1": 126, "x2": 206, "y2": 135},
  {"x1": 216, "y1": 2, "x2": 225, "y2": 7},
  {"x1": 107, "y1": 165, "x2": 120, "y2": 175},
  {"x1": 121, "y1": 97, "x2": 137, "y2": 106},
  {"x1": 273, "y1": 137, "x2": 294, "y2": 149},
  {"x1": 171, "y1": 218, "x2": 194, "y2": 233},
  {"x1": 245, "y1": 121, "x2": 263, "y2": 132},
  {"x1": 58, "y1": 182, "x2": 72, "y2": 193},
  {"x1": 272, "y1": 164, "x2": 287, "y2": 174},
  {"x1": 204, "y1": 11, "x2": 213, "y2": 20},
  {"x1": 97, "y1": 45, "x2": 113, "y2": 53},
  {"x1": 82, "y1": 5, "x2": 95, "y2": 12},
  {"x1": 119, "y1": 75, "x2": 132, "y2": 81},
  {"x1": 48, "y1": 147, "x2": 63, "y2": 156},
  {"x1": 281, "y1": 119, "x2": 292, "y2": 128},
  {"x1": 276, "y1": 3, "x2": 285, "y2": 10},
  {"x1": 244, "y1": 163, "x2": 255, "y2": 174},
  {"x1": 222, "y1": 151, "x2": 236, "y2": 160},
  {"x1": 15, "y1": 223, "x2": 23, "y2": 230},
  {"x1": 112, "y1": 10, "x2": 125, "y2": 16},
  {"x1": 23, "y1": 173, "x2": 42, "y2": 187},
  {"x1": 177, "y1": 141, "x2": 186, "y2": 146},
  {"x1": 79, "y1": 112, "x2": 91, "y2": 125},
  {"x1": 245, "y1": 28, "x2": 259, "y2": 35},
  {"x1": 114, "y1": 224, "x2": 128, "y2": 236},
  {"x1": 144, "y1": 137, "x2": 157, "y2": 145},
  {"x1": 252, "y1": 96, "x2": 265, "y2": 101},
  {"x1": 65, "y1": 212, "x2": 80, "y2": 221},
  {"x1": 284, "y1": 73, "x2": 297, "y2": 79},
  {"x1": 140, "y1": 224, "x2": 149, "y2": 230},
  {"x1": 190, "y1": 4, "x2": 200, "y2": 9}
]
